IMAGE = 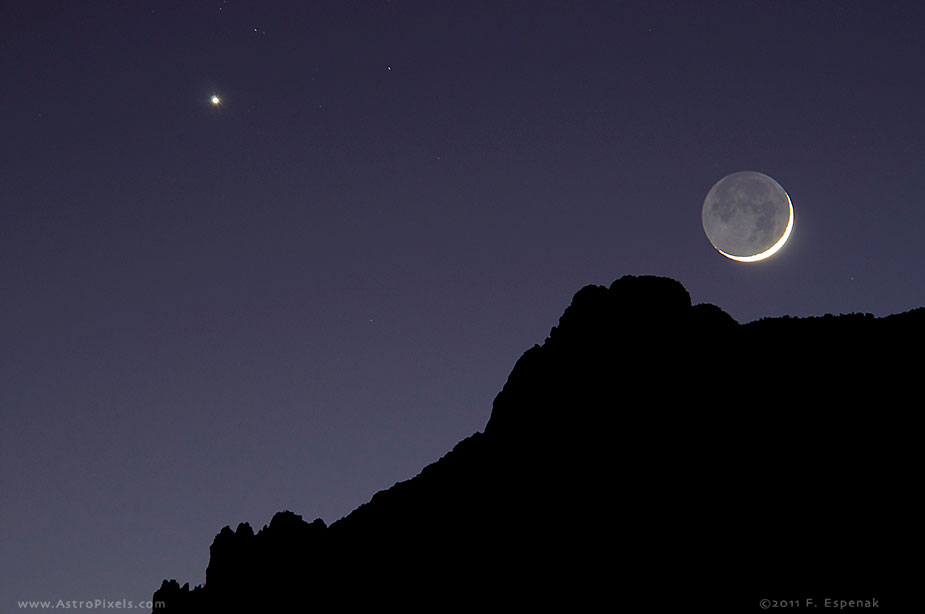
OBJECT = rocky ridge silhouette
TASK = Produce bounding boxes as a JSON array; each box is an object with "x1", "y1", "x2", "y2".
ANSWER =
[{"x1": 153, "y1": 275, "x2": 920, "y2": 611}]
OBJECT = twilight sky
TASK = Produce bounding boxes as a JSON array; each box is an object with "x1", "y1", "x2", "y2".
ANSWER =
[{"x1": 2, "y1": 1, "x2": 924, "y2": 606}]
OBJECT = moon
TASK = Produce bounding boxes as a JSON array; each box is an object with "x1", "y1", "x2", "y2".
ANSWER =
[{"x1": 701, "y1": 171, "x2": 794, "y2": 262}]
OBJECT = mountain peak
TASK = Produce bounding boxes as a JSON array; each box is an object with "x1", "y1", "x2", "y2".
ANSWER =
[
  {"x1": 547, "y1": 274, "x2": 695, "y2": 343},
  {"x1": 486, "y1": 274, "x2": 717, "y2": 439}
]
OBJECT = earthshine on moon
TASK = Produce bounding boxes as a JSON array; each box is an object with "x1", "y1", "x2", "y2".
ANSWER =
[{"x1": 701, "y1": 171, "x2": 794, "y2": 262}]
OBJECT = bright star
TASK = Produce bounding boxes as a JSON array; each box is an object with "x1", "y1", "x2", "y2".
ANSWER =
[{"x1": 210, "y1": 95, "x2": 221, "y2": 106}]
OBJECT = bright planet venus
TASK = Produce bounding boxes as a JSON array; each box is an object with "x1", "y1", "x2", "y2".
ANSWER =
[{"x1": 702, "y1": 171, "x2": 794, "y2": 262}]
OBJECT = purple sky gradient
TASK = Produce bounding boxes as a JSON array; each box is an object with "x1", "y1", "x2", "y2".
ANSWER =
[{"x1": 2, "y1": 1, "x2": 924, "y2": 606}]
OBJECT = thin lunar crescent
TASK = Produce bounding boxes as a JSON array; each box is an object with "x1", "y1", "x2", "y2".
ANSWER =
[{"x1": 701, "y1": 171, "x2": 794, "y2": 262}]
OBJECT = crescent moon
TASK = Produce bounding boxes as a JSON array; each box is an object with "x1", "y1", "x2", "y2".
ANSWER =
[{"x1": 702, "y1": 171, "x2": 794, "y2": 262}]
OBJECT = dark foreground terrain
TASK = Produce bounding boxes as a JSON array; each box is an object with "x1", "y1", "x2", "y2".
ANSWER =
[{"x1": 154, "y1": 275, "x2": 919, "y2": 611}]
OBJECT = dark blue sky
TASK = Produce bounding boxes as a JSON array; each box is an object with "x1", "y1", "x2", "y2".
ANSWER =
[{"x1": 3, "y1": 1, "x2": 923, "y2": 606}]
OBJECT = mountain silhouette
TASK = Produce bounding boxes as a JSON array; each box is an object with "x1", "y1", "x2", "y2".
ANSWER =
[{"x1": 153, "y1": 275, "x2": 919, "y2": 611}]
